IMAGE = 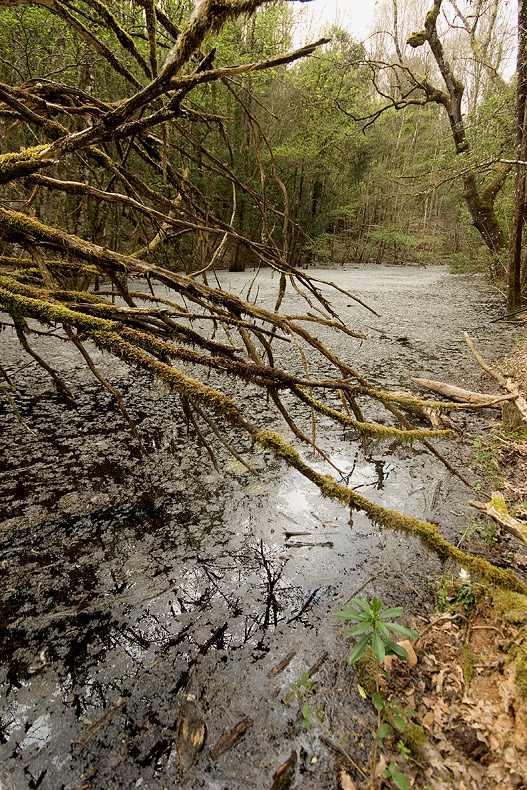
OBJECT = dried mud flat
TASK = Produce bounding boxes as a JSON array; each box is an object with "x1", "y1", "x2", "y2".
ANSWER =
[{"x1": 1, "y1": 265, "x2": 525, "y2": 790}]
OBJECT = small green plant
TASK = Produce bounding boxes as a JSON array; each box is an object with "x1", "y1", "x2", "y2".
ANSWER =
[
  {"x1": 397, "y1": 739, "x2": 411, "y2": 760},
  {"x1": 301, "y1": 702, "x2": 312, "y2": 730},
  {"x1": 283, "y1": 671, "x2": 317, "y2": 706},
  {"x1": 333, "y1": 596, "x2": 419, "y2": 665},
  {"x1": 333, "y1": 597, "x2": 419, "y2": 790},
  {"x1": 472, "y1": 437, "x2": 504, "y2": 488},
  {"x1": 437, "y1": 570, "x2": 476, "y2": 614},
  {"x1": 287, "y1": 673, "x2": 368, "y2": 782},
  {"x1": 467, "y1": 516, "x2": 497, "y2": 546},
  {"x1": 383, "y1": 760, "x2": 410, "y2": 790},
  {"x1": 287, "y1": 600, "x2": 419, "y2": 788}
]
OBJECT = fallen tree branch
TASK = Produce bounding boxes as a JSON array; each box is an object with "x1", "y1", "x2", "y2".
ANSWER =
[
  {"x1": 411, "y1": 377, "x2": 513, "y2": 408},
  {"x1": 464, "y1": 332, "x2": 527, "y2": 422},
  {"x1": 471, "y1": 493, "x2": 527, "y2": 546}
]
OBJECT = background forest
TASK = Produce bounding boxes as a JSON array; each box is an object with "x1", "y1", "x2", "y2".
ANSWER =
[{"x1": 0, "y1": 0, "x2": 519, "y2": 277}]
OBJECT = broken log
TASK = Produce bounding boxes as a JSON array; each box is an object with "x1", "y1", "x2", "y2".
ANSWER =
[
  {"x1": 471, "y1": 493, "x2": 527, "y2": 546},
  {"x1": 271, "y1": 750, "x2": 298, "y2": 790},
  {"x1": 410, "y1": 378, "x2": 509, "y2": 408}
]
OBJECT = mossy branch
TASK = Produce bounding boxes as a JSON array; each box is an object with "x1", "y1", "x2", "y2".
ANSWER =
[
  {"x1": 255, "y1": 431, "x2": 527, "y2": 596},
  {"x1": 290, "y1": 385, "x2": 456, "y2": 444}
]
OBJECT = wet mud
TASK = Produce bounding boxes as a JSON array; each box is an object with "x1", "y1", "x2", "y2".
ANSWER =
[{"x1": 0, "y1": 265, "x2": 521, "y2": 789}]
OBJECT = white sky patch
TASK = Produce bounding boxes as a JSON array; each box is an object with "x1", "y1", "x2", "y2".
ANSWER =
[{"x1": 293, "y1": 0, "x2": 377, "y2": 44}]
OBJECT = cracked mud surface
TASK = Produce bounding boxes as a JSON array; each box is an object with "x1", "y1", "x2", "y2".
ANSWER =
[{"x1": 0, "y1": 265, "x2": 521, "y2": 789}]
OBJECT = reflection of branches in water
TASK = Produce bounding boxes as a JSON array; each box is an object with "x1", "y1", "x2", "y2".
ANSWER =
[
  {"x1": 171, "y1": 623, "x2": 228, "y2": 697},
  {"x1": 287, "y1": 587, "x2": 320, "y2": 625},
  {"x1": 337, "y1": 450, "x2": 394, "y2": 491},
  {"x1": 256, "y1": 539, "x2": 284, "y2": 630},
  {"x1": 337, "y1": 451, "x2": 358, "y2": 484},
  {"x1": 33, "y1": 537, "x2": 320, "y2": 709},
  {"x1": 194, "y1": 555, "x2": 242, "y2": 614},
  {"x1": 352, "y1": 459, "x2": 395, "y2": 492},
  {"x1": 169, "y1": 542, "x2": 312, "y2": 642}
]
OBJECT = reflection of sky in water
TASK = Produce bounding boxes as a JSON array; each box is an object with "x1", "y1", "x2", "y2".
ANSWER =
[
  {"x1": 278, "y1": 455, "x2": 394, "y2": 519},
  {"x1": 4, "y1": 700, "x2": 52, "y2": 751},
  {"x1": 20, "y1": 713, "x2": 51, "y2": 750},
  {"x1": 329, "y1": 455, "x2": 395, "y2": 490},
  {"x1": 280, "y1": 486, "x2": 311, "y2": 514}
]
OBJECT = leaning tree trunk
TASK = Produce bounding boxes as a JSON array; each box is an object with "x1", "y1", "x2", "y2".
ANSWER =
[
  {"x1": 408, "y1": 0, "x2": 510, "y2": 258},
  {"x1": 511, "y1": 0, "x2": 527, "y2": 310}
]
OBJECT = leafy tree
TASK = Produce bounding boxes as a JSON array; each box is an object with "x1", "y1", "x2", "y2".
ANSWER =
[{"x1": 355, "y1": 0, "x2": 516, "y2": 264}]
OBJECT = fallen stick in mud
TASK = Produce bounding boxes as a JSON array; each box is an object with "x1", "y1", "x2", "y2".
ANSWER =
[
  {"x1": 74, "y1": 697, "x2": 127, "y2": 747},
  {"x1": 209, "y1": 716, "x2": 253, "y2": 761},
  {"x1": 471, "y1": 493, "x2": 527, "y2": 546}
]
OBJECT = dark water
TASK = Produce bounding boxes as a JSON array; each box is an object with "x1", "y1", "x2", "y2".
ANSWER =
[{"x1": 0, "y1": 265, "x2": 519, "y2": 789}]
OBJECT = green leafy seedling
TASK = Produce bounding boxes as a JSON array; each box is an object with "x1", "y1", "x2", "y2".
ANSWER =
[
  {"x1": 383, "y1": 760, "x2": 410, "y2": 790},
  {"x1": 284, "y1": 671, "x2": 317, "y2": 706},
  {"x1": 291, "y1": 671, "x2": 317, "y2": 695},
  {"x1": 333, "y1": 596, "x2": 419, "y2": 665},
  {"x1": 333, "y1": 598, "x2": 417, "y2": 790},
  {"x1": 302, "y1": 703, "x2": 312, "y2": 730}
]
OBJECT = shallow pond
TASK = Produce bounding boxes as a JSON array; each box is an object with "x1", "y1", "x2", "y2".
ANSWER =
[{"x1": 0, "y1": 265, "x2": 520, "y2": 789}]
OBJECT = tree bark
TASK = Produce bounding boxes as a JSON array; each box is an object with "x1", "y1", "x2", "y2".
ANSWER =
[
  {"x1": 411, "y1": 377, "x2": 510, "y2": 408},
  {"x1": 407, "y1": 0, "x2": 509, "y2": 256},
  {"x1": 510, "y1": 0, "x2": 527, "y2": 309}
]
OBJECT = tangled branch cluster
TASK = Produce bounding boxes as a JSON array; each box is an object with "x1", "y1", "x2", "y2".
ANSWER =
[{"x1": 1, "y1": 0, "x2": 524, "y2": 593}]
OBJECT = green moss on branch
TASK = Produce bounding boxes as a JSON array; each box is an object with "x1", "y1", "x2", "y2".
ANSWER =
[
  {"x1": 0, "y1": 146, "x2": 54, "y2": 184},
  {"x1": 254, "y1": 430, "x2": 527, "y2": 595},
  {"x1": 291, "y1": 385, "x2": 455, "y2": 444}
]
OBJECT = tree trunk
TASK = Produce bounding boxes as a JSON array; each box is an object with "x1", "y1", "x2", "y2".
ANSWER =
[
  {"x1": 408, "y1": 0, "x2": 510, "y2": 257},
  {"x1": 512, "y1": 0, "x2": 527, "y2": 308}
]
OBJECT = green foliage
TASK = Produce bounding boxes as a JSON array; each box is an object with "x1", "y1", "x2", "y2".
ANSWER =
[
  {"x1": 437, "y1": 571, "x2": 477, "y2": 614},
  {"x1": 301, "y1": 702, "x2": 312, "y2": 730},
  {"x1": 467, "y1": 516, "x2": 497, "y2": 547},
  {"x1": 283, "y1": 671, "x2": 317, "y2": 706},
  {"x1": 336, "y1": 597, "x2": 418, "y2": 790},
  {"x1": 333, "y1": 596, "x2": 419, "y2": 665},
  {"x1": 383, "y1": 761, "x2": 410, "y2": 790},
  {"x1": 359, "y1": 225, "x2": 443, "y2": 265},
  {"x1": 285, "y1": 601, "x2": 420, "y2": 788},
  {"x1": 447, "y1": 251, "x2": 488, "y2": 273},
  {"x1": 471, "y1": 436, "x2": 504, "y2": 490}
]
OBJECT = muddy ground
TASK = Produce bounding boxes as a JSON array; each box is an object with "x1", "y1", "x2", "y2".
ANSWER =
[{"x1": 0, "y1": 264, "x2": 523, "y2": 790}]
